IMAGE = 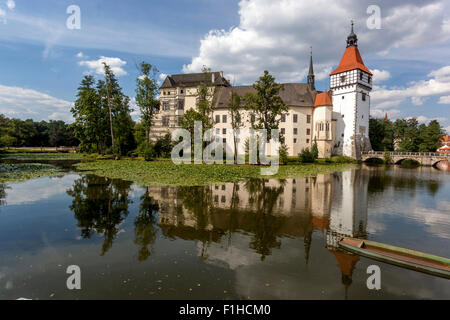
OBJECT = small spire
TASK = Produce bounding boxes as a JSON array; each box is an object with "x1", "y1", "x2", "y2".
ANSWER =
[
  {"x1": 347, "y1": 20, "x2": 358, "y2": 47},
  {"x1": 307, "y1": 47, "x2": 315, "y2": 90}
]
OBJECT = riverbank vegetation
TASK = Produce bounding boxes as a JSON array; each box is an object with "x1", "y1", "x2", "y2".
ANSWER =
[
  {"x1": 0, "y1": 163, "x2": 63, "y2": 183},
  {"x1": 369, "y1": 117, "x2": 445, "y2": 152},
  {"x1": 75, "y1": 160, "x2": 355, "y2": 186}
]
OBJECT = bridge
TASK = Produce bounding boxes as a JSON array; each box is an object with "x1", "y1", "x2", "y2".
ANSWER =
[{"x1": 361, "y1": 151, "x2": 450, "y2": 167}]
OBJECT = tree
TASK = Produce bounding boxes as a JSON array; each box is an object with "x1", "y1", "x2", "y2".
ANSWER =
[
  {"x1": 419, "y1": 120, "x2": 444, "y2": 152},
  {"x1": 135, "y1": 62, "x2": 160, "y2": 148},
  {"x1": 71, "y1": 75, "x2": 104, "y2": 153},
  {"x1": 228, "y1": 90, "x2": 243, "y2": 163},
  {"x1": 311, "y1": 138, "x2": 319, "y2": 159},
  {"x1": 243, "y1": 70, "x2": 288, "y2": 141}
]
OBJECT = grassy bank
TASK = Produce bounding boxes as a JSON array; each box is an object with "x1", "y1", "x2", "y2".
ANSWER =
[
  {"x1": 0, "y1": 150, "x2": 85, "y2": 160},
  {"x1": 75, "y1": 160, "x2": 356, "y2": 186}
]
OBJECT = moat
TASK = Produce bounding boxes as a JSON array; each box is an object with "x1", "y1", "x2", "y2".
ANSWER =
[{"x1": 0, "y1": 165, "x2": 449, "y2": 299}]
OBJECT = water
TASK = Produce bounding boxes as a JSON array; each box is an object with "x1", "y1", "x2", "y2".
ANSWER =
[{"x1": 0, "y1": 165, "x2": 449, "y2": 300}]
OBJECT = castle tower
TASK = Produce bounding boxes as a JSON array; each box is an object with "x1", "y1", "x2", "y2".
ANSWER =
[{"x1": 330, "y1": 22, "x2": 372, "y2": 159}]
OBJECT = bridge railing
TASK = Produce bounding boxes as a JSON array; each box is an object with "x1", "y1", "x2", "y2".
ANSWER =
[{"x1": 362, "y1": 151, "x2": 449, "y2": 157}]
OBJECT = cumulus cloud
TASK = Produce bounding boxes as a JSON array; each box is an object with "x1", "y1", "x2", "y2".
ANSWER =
[
  {"x1": 0, "y1": 84, "x2": 73, "y2": 122},
  {"x1": 183, "y1": 0, "x2": 450, "y2": 84},
  {"x1": 0, "y1": 0, "x2": 14, "y2": 24},
  {"x1": 372, "y1": 69, "x2": 391, "y2": 83},
  {"x1": 6, "y1": 0, "x2": 15, "y2": 10},
  {"x1": 445, "y1": 126, "x2": 450, "y2": 134},
  {"x1": 438, "y1": 95, "x2": 450, "y2": 104},
  {"x1": 76, "y1": 52, "x2": 85, "y2": 59},
  {"x1": 78, "y1": 56, "x2": 127, "y2": 77},
  {"x1": 372, "y1": 65, "x2": 450, "y2": 110}
]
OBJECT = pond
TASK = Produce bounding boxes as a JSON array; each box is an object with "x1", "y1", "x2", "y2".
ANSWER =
[{"x1": 0, "y1": 164, "x2": 449, "y2": 299}]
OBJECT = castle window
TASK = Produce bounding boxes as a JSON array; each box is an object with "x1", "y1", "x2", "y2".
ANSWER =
[
  {"x1": 307, "y1": 115, "x2": 311, "y2": 124},
  {"x1": 360, "y1": 72, "x2": 363, "y2": 80},
  {"x1": 306, "y1": 129, "x2": 311, "y2": 135},
  {"x1": 215, "y1": 115, "x2": 220, "y2": 123},
  {"x1": 362, "y1": 93, "x2": 366, "y2": 101},
  {"x1": 181, "y1": 89, "x2": 184, "y2": 94},
  {"x1": 340, "y1": 75, "x2": 346, "y2": 83},
  {"x1": 281, "y1": 114, "x2": 286, "y2": 123},
  {"x1": 293, "y1": 128, "x2": 298, "y2": 135},
  {"x1": 342, "y1": 96, "x2": 345, "y2": 100},
  {"x1": 368, "y1": 76, "x2": 372, "y2": 84},
  {"x1": 281, "y1": 128, "x2": 285, "y2": 135},
  {"x1": 163, "y1": 101, "x2": 170, "y2": 111},
  {"x1": 293, "y1": 114, "x2": 298, "y2": 123},
  {"x1": 222, "y1": 115, "x2": 227, "y2": 123},
  {"x1": 251, "y1": 114, "x2": 256, "y2": 123},
  {"x1": 294, "y1": 138, "x2": 297, "y2": 144},
  {"x1": 216, "y1": 128, "x2": 220, "y2": 135},
  {"x1": 178, "y1": 99, "x2": 185, "y2": 110},
  {"x1": 326, "y1": 123, "x2": 330, "y2": 131},
  {"x1": 223, "y1": 128, "x2": 227, "y2": 135},
  {"x1": 162, "y1": 116, "x2": 169, "y2": 126},
  {"x1": 307, "y1": 139, "x2": 310, "y2": 144}
]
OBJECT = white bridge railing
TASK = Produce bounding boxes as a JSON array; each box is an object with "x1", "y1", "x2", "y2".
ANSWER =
[{"x1": 362, "y1": 151, "x2": 449, "y2": 157}]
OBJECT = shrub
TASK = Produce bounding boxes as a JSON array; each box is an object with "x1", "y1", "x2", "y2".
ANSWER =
[
  {"x1": 279, "y1": 144, "x2": 289, "y2": 165},
  {"x1": 143, "y1": 145, "x2": 156, "y2": 161},
  {"x1": 383, "y1": 151, "x2": 392, "y2": 164},
  {"x1": 299, "y1": 148, "x2": 316, "y2": 163},
  {"x1": 311, "y1": 139, "x2": 319, "y2": 159}
]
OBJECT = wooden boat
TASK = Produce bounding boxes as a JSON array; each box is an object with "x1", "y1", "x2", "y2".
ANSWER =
[{"x1": 339, "y1": 238, "x2": 450, "y2": 279}]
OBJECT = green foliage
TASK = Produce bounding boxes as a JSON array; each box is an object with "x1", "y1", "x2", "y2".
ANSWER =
[
  {"x1": 136, "y1": 61, "x2": 160, "y2": 148},
  {"x1": 243, "y1": 70, "x2": 289, "y2": 140},
  {"x1": 75, "y1": 160, "x2": 355, "y2": 187},
  {"x1": 311, "y1": 138, "x2": 319, "y2": 159},
  {"x1": 71, "y1": 64, "x2": 136, "y2": 156},
  {"x1": 0, "y1": 114, "x2": 78, "y2": 149},
  {"x1": 0, "y1": 163, "x2": 62, "y2": 183},
  {"x1": 370, "y1": 117, "x2": 444, "y2": 152},
  {"x1": 143, "y1": 145, "x2": 156, "y2": 161},
  {"x1": 154, "y1": 134, "x2": 173, "y2": 158},
  {"x1": 279, "y1": 143, "x2": 289, "y2": 165},
  {"x1": 298, "y1": 148, "x2": 316, "y2": 163}
]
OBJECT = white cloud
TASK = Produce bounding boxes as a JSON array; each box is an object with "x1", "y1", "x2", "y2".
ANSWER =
[
  {"x1": 372, "y1": 65, "x2": 450, "y2": 110},
  {"x1": 78, "y1": 56, "x2": 127, "y2": 77},
  {"x1": 371, "y1": 108, "x2": 401, "y2": 119},
  {"x1": 76, "y1": 52, "x2": 85, "y2": 59},
  {"x1": 445, "y1": 126, "x2": 450, "y2": 134},
  {"x1": 0, "y1": 84, "x2": 73, "y2": 122},
  {"x1": 372, "y1": 69, "x2": 391, "y2": 83},
  {"x1": 438, "y1": 95, "x2": 450, "y2": 104},
  {"x1": 6, "y1": 0, "x2": 15, "y2": 10},
  {"x1": 408, "y1": 115, "x2": 447, "y2": 123},
  {"x1": 183, "y1": 0, "x2": 450, "y2": 84}
]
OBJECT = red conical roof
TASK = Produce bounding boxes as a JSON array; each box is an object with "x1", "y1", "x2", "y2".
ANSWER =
[
  {"x1": 330, "y1": 46, "x2": 372, "y2": 76},
  {"x1": 314, "y1": 90, "x2": 333, "y2": 107}
]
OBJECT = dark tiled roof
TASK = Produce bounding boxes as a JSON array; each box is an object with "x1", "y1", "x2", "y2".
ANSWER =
[
  {"x1": 214, "y1": 83, "x2": 316, "y2": 109},
  {"x1": 160, "y1": 72, "x2": 230, "y2": 89}
]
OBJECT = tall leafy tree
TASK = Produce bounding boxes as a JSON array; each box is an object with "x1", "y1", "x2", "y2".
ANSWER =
[
  {"x1": 135, "y1": 62, "x2": 160, "y2": 148},
  {"x1": 243, "y1": 70, "x2": 288, "y2": 140}
]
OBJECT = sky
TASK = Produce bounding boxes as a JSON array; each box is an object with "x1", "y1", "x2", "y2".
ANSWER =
[{"x1": 0, "y1": 0, "x2": 449, "y2": 134}]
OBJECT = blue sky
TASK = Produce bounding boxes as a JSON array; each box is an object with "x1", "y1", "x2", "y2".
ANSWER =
[{"x1": 0, "y1": 0, "x2": 449, "y2": 133}]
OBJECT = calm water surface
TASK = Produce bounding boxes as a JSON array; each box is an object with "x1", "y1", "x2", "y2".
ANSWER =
[{"x1": 0, "y1": 165, "x2": 449, "y2": 300}]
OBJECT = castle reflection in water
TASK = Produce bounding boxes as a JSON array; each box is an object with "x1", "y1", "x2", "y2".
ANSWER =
[{"x1": 149, "y1": 169, "x2": 369, "y2": 283}]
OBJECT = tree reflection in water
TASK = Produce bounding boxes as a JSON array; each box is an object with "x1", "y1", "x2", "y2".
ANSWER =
[
  {"x1": 67, "y1": 175, "x2": 132, "y2": 256},
  {"x1": 133, "y1": 187, "x2": 159, "y2": 261}
]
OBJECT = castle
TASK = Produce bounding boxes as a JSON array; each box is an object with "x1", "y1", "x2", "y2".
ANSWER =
[{"x1": 151, "y1": 23, "x2": 373, "y2": 159}]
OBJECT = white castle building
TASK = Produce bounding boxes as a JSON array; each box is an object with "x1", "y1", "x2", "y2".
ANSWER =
[{"x1": 152, "y1": 23, "x2": 373, "y2": 159}]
